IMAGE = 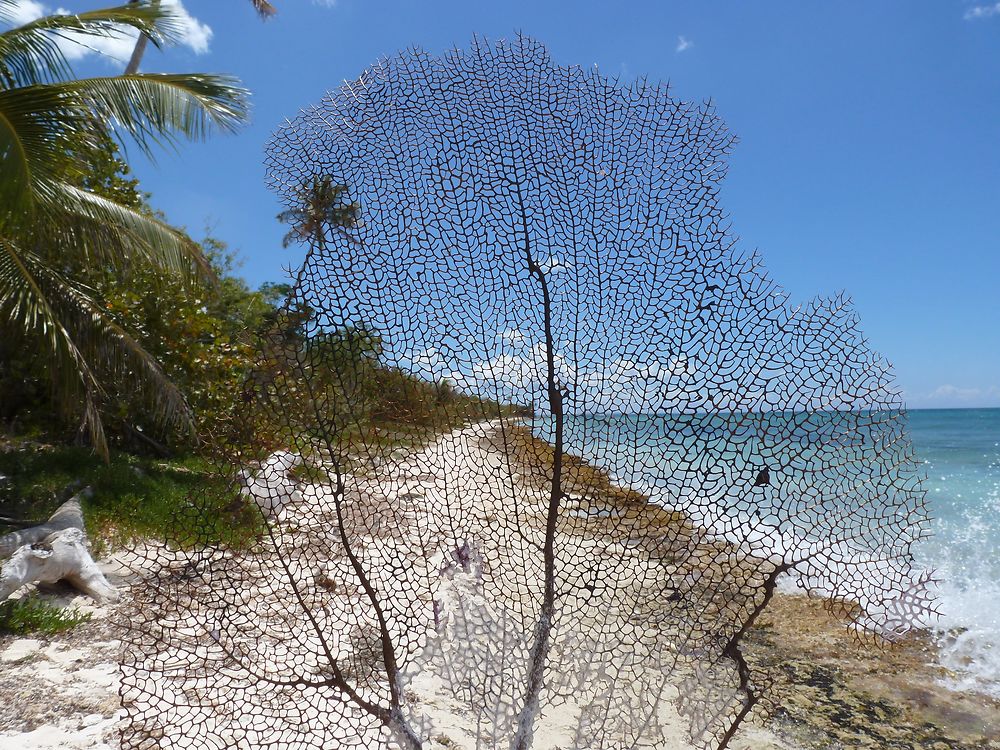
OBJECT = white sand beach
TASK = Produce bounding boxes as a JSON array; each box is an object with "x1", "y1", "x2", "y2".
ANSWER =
[{"x1": 6, "y1": 419, "x2": 989, "y2": 749}]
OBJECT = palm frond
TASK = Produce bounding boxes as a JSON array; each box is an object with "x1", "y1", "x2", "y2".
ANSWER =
[
  {"x1": 0, "y1": 234, "x2": 108, "y2": 456},
  {"x1": 250, "y1": 1, "x2": 278, "y2": 19},
  {"x1": 62, "y1": 73, "x2": 250, "y2": 157},
  {"x1": 0, "y1": 14, "x2": 71, "y2": 87},
  {"x1": 0, "y1": 73, "x2": 248, "y2": 218},
  {"x1": 47, "y1": 261, "x2": 197, "y2": 444},
  {"x1": 0, "y1": 234, "x2": 195, "y2": 458},
  {"x1": 278, "y1": 177, "x2": 359, "y2": 247},
  {"x1": 42, "y1": 182, "x2": 213, "y2": 279},
  {"x1": 0, "y1": 82, "x2": 88, "y2": 217},
  {"x1": 0, "y1": 3, "x2": 183, "y2": 88}
]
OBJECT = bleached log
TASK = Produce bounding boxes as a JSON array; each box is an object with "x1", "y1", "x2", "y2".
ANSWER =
[
  {"x1": 0, "y1": 491, "x2": 90, "y2": 559},
  {"x1": 0, "y1": 489, "x2": 118, "y2": 603},
  {"x1": 0, "y1": 528, "x2": 119, "y2": 603}
]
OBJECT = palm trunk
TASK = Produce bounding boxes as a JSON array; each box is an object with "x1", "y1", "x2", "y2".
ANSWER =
[
  {"x1": 123, "y1": 0, "x2": 277, "y2": 74},
  {"x1": 123, "y1": 0, "x2": 155, "y2": 75},
  {"x1": 124, "y1": 33, "x2": 150, "y2": 75}
]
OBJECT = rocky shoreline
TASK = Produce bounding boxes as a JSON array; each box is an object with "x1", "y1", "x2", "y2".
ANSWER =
[
  {"x1": 750, "y1": 593, "x2": 1000, "y2": 749},
  {"x1": 498, "y1": 420, "x2": 1000, "y2": 749}
]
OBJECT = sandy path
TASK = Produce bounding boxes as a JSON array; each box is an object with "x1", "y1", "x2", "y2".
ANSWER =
[
  {"x1": 0, "y1": 420, "x2": 797, "y2": 749},
  {"x1": 0, "y1": 559, "x2": 132, "y2": 749},
  {"x1": 341, "y1": 419, "x2": 797, "y2": 749}
]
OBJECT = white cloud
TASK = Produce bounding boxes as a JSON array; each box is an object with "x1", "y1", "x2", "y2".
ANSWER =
[
  {"x1": 538, "y1": 254, "x2": 572, "y2": 274},
  {"x1": 676, "y1": 35, "x2": 693, "y2": 53},
  {"x1": 164, "y1": 0, "x2": 212, "y2": 54},
  {"x1": 5, "y1": 0, "x2": 212, "y2": 65},
  {"x1": 53, "y1": 3, "x2": 142, "y2": 64},
  {"x1": 964, "y1": 2, "x2": 1000, "y2": 19},
  {"x1": 6, "y1": 0, "x2": 46, "y2": 25},
  {"x1": 925, "y1": 384, "x2": 1000, "y2": 403},
  {"x1": 451, "y1": 342, "x2": 557, "y2": 396}
]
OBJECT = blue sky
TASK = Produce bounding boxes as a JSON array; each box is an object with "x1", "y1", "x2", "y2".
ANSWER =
[{"x1": 11, "y1": 0, "x2": 1000, "y2": 409}]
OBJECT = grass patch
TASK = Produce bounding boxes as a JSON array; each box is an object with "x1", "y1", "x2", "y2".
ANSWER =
[
  {"x1": 326, "y1": 396, "x2": 526, "y2": 475},
  {"x1": 0, "y1": 596, "x2": 92, "y2": 636},
  {"x1": 0, "y1": 442, "x2": 263, "y2": 553}
]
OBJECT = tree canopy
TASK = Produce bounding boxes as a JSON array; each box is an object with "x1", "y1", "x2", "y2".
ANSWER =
[{"x1": 0, "y1": 0, "x2": 248, "y2": 457}]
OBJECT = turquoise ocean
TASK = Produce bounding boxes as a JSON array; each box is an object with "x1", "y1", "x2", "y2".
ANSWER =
[
  {"x1": 529, "y1": 407, "x2": 1000, "y2": 698},
  {"x1": 908, "y1": 408, "x2": 1000, "y2": 698}
]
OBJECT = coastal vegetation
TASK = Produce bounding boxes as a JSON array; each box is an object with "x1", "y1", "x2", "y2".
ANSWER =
[
  {"x1": 0, "y1": 0, "x2": 248, "y2": 458},
  {"x1": 0, "y1": 1, "x2": 498, "y2": 632},
  {"x1": 0, "y1": 2, "x2": 265, "y2": 602}
]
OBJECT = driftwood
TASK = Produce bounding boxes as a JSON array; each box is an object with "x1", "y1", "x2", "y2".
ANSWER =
[
  {"x1": 0, "y1": 515, "x2": 37, "y2": 528},
  {"x1": 238, "y1": 450, "x2": 303, "y2": 518},
  {"x1": 0, "y1": 490, "x2": 118, "y2": 603},
  {"x1": 0, "y1": 490, "x2": 90, "y2": 559}
]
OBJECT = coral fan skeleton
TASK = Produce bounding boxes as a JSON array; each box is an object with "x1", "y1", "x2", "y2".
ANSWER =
[{"x1": 121, "y1": 35, "x2": 932, "y2": 750}]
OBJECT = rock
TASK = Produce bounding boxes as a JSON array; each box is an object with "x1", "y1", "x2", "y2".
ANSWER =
[
  {"x1": 238, "y1": 451, "x2": 304, "y2": 518},
  {"x1": 0, "y1": 638, "x2": 43, "y2": 663},
  {"x1": 79, "y1": 713, "x2": 104, "y2": 728}
]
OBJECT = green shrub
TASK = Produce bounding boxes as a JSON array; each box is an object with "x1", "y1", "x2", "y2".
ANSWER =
[
  {"x1": 370, "y1": 367, "x2": 440, "y2": 424},
  {"x1": 0, "y1": 596, "x2": 92, "y2": 636},
  {"x1": 0, "y1": 444, "x2": 262, "y2": 553}
]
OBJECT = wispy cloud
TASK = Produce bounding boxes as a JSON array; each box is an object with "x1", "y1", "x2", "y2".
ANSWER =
[
  {"x1": 5, "y1": 0, "x2": 212, "y2": 65},
  {"x1": 925, "y1": 384, "x2": 1000, "y2": 403},
  {"x1": 676, "y1": 35, "x2": 693, "y2": 53},
  {"x1": 964, "y1": 2, "x2": 1000, "y2": 20}
]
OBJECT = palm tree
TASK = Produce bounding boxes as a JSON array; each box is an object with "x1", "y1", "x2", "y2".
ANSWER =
[
  {"x1": 0, "y1": 0, "x2": 250, "y2": 458},
  {"x1": 124, "y1": 0, "x2": 276, "y2": 75},
  {"x1": 276, "y1": 176, "x2": 359, "y2": 305},
  {"x1": 277, "y1": 177, "x2": 359, "y2": 250}
]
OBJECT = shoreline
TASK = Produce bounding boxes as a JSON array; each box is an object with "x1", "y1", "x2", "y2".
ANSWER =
[
  {"x1": 1, "y1": 418, "x2": 997, "y2": 749},
  {"x1": 496, "y1": 418, "x2": 1000, "y2": 749}
]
